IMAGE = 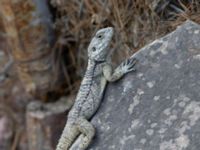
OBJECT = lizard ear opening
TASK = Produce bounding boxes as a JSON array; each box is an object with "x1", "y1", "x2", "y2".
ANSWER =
[{"x1": 92, "y1": 47, "x2": 96, "y2": 52}]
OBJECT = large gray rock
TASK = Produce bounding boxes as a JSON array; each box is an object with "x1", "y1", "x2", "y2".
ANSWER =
[{"x1": 89, "y1": 20, "x2": 200, "y2": 150}]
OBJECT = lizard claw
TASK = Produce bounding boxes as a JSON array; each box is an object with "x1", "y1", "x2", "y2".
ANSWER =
[
  {"x1": 129, "y1": 57, "x2": 137, "y2": 68},
  {"x1": 121, "y1": 57, "x2": 137, "y2": 73}
]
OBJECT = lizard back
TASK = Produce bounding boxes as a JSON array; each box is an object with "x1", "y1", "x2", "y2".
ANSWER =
[{"x1": 68, "y1": 60, "x2": 107, "y2": 123}]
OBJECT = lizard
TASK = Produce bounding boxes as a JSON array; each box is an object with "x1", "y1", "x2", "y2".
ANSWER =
[{"x1": 56, "y1": 27, "x2": 137, "y2": 150}]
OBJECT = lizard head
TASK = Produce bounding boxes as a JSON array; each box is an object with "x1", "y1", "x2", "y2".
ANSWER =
[{"x1": 88, "y1": 27, "x2": 114, "y2": 62}]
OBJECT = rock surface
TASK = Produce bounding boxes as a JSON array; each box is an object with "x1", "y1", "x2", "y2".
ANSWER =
[{"x1": 89, "y1": 20, "x2": 200, "y2": 150}]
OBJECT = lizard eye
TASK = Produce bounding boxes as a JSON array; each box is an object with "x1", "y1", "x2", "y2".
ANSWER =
[
  {"x1": 92, "y1": 47, "x2": 96, "y2": 52},
  {"x1": 97, "y1": 34, "x2": 103, "y2": 39}
]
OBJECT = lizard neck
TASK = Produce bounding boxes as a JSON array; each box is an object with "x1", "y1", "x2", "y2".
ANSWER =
[
  {"x1": 84, "y1": 59, "x2": 96, "y2": 78},
  {"x1": 79, "y1": 58, "x2": 106, "y2": 99},
  {"x1": 78, "y1": 59, "x2": 96, "y2": 96},
  {"x1": 85, "y1": 58, "x2": 105, "y2": 76}
]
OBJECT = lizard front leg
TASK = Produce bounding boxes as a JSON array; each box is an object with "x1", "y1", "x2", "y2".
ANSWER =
[{"x1": 103, "y1": 57, "x2": 137, "y2": 82}]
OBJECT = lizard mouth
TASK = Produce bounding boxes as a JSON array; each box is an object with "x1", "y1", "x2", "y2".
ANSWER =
[{"x1": 94, "y1": 59, "x2": 106, "y2": 63}]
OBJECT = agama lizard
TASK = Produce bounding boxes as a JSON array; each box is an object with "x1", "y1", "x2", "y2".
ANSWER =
[{"x1": 56, "y1": 27, "x2": 137, "y2": 150}]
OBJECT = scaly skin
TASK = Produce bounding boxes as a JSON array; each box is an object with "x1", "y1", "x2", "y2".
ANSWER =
[{"x1": 56, "y1": 27, "x2": 137, "y2": 150}]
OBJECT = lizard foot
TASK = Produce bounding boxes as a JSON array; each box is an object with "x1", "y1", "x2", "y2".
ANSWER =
[
  {"x1": 56, "y1": 124, "x2": 79, "y2": 150},
  {"x1": 120, "y1": 57, "x2": 137, "y2": 74},
  {"x1": 75, "y1": 117, "x2": 95, "y2": 150}
]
